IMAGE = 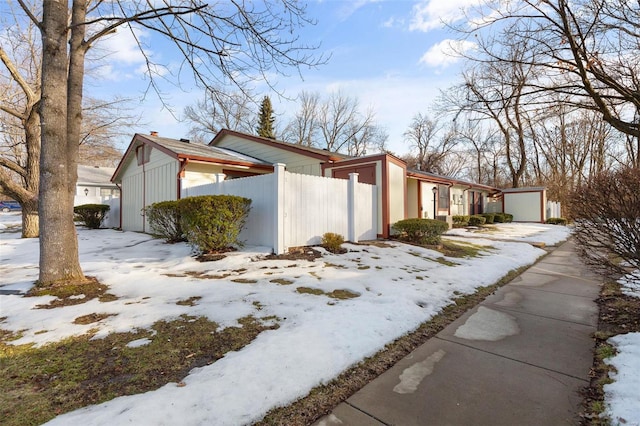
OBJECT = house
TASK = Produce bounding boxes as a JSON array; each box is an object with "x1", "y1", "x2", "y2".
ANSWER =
[
  {"x1": 111, "y1": 132, "x2": 274, "y2": 232},
  {"x1": 76, "y1": 165, "x2": 120, "y2": 205},
  {"x1": 113, "y1": 129, "x2": 500, "y2": 238}
]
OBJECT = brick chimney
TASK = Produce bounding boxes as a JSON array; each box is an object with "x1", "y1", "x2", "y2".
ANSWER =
[{"x1": 150, "y1": 131, "x2": 158, "y2": 136}]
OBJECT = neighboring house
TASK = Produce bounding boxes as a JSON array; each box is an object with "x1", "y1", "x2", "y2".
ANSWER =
[
  {"x1": 113, "y1": 129, "x2": 501, "y2": 237},
  {"x1": 501, "y1": 187, "x2": 549, "y2": 223},
  {"x1": 76, "y1": 165, "x2": 120, "y2": 205}
]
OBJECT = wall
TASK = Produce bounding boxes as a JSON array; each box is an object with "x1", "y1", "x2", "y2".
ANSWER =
[
  {"x1": 503, "y1": 190, "x2": 545, "y2": 222},
  {"x1": 406, "y1": 179, "x2": 418, "y2": 218},
  {"x1": 118, "y1": 145, "x2": 177, "y2": 232},
  {"x1": 387, "y1": 161, "x2": 405, "y2": 229},
  {"x1": 183, "y1": 166, "x2": 377, "y2": 252},
  {"x1": 214, "y1": 134, "x2": 323, "y2": 175}
]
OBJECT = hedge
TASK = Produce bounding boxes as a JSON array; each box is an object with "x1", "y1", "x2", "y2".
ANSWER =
[
  {"x1": 392, "y1": 218, "x2": 449, "y2": 245},
  {"x1": 545, "y1": 217, "x2": 568, "y2": 225},
  {"x1": 145, "y1": 200, "x2": 184, "y2": 243},
  {"x1": 480, "y1": 213, "x2": 495, "y2": 224},
  {"x1": 178, "y1": 195, "x2": 251, "y2": 254},
  {"x1": 468, "y1": 215, "x2": 487, "y2": 226},
  {"x1": 74, "y1": 204, "x2": 110, "y2": 229}
]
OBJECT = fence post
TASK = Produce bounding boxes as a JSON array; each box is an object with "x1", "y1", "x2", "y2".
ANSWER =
[
  {"x1": 348, "y1": 173, "x2": 359, "y2": 243},
  {"x1": 273, "y1": 164, "x2": 286, "y2": 254}
]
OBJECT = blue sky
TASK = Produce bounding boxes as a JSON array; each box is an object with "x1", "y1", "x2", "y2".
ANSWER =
[{"x1": 88, "y1": 0, "x2": 478, "y2": 155}]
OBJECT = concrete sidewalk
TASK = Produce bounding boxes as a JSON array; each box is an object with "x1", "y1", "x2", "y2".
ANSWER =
[{"x1": 316, "y1": 239, "x2": 602, "y2": 426}]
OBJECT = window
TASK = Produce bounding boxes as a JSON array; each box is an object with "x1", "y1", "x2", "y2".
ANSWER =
[
  {"x1": 136, "y1": 145, "x2": 151, "y2": 165},
  {"x1": 438, "y1": 184, "x2": 450, "y2": 209}
]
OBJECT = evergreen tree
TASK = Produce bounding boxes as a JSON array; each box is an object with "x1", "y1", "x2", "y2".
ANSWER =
[{"x1": 256, "y1": 96, "x2": 276, "y2": 139}]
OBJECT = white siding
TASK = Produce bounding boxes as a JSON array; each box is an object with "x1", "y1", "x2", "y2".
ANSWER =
[
  {"x1": 504, "y1": 191, "x2": 544, "y2": 222},
  {"x1": 450, "y1": 187, "x2": 466, "y2": 216},
  {"x1": 215, "y1": 134, "x2": 324, "y2": 175},
  {"x1": 388, "y1": 162, "x2": 405, "y2": 226},
  {"x1": 118, "y1": 146, "x2": 178, "y2": 232}
]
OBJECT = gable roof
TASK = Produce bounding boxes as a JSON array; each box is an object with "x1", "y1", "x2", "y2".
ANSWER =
[
  {"x1": 407, "y1": 169, "x2": 500, "y2": 193},
  {"x1": 77, "y1": 165, "x2": 117, "y2": 186},
  {"x1": 209, "y1": 129, "x2": 349, "y2": 162},
  {"x1": 111, "y1": 133, "x2": 272, "y2": 182}
]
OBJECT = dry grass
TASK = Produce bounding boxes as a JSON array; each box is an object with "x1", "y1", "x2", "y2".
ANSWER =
[{"x1": 0, "y1": 315, "x2": 279, "y2": 426}]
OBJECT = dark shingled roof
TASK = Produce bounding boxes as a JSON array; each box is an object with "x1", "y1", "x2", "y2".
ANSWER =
[{"x1": 142, "y1": 134, "x2": 271, "y2": 165}]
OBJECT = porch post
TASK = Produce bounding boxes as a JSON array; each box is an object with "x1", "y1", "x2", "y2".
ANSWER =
[
  {"x1": 348, "y1": 173, "x2": 359, "y2": 243},
  {"x1": 273, "y1": 163, "x2": 286, "y2": 254}
]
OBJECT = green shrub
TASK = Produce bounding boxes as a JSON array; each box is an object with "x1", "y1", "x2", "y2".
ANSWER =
[
  {"x1": 480, "y1": 213, "x2": 495, "y2": 224},
  {"x1": 321, "y1": 232, "x2": 345, "y2": 253},
  {"x1": 468, "y1": 215, "x2": 486, "y2": 226},
  {"x1": 145, "y1": 200, "x2": 184, "y2": 243},
  {"x1": 452, "y1": 215, "x2": 470, "y2": 225},
  {"x1": 392, "y1": 218, "x2": 449, "y2": 245},
  {"x1": 503, "y1": 213, "x2": 514, "y2": 223},
  {"x1": 74, "y1": 204, "x2": 110, "y2": 229},
  {"x1": 493, "y1": 213, "x2": 506, "y2": 223},
  {"x1": 178, "y1": 195, "x2": 251, "y2": 254},
  {"x1": 545, "y1": 217, "x2": 568, "y2": 225}
]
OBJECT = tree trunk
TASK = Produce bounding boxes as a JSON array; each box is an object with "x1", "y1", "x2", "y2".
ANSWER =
[
  {"x1": 38, "y1": 0, "x2": 85, "y2": 286},
  {"x1": 21, "y1": 198, "x2": 39, "y2": 238}
]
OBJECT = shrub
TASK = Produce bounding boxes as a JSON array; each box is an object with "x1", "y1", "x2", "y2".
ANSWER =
[
  {"x1": 468, "y1": 215, "x2": 486, "y2": 226},
  {"x1": 493, "y1": 213, "x2": 506, "y2": 223},
  {"x1": 321, "y1": 232, "x2": 345, "y2": 253},
  {"x1": 145, "y1": 200, "x2": 184, "y2": 243},
  {"x1": 545, "y1": 217, "x2": 568, "y2": 225},
  {"x1": 480, "y1": 213, "x2": 495, "y2": 224},
  {"x1": 503, "y1": 213, "x2": 514, "y2": 223},
  {"x1": 74, "y1": 204, "x2": 110, "y2": 229},
  {"x1": 392, "y1": 218, "x2": 449, "y2": 245},
  {"x1": 452, "y1": 215, "x2": 470, "y2": 225},
  {"x1": 178, "y1": 195, "x2": 251, "y2": 254},
  {"x1": 569, "y1": 166, "x2": 640, "y2": 276}
]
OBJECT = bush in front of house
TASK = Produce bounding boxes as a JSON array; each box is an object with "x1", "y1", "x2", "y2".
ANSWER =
[
  {"x1": 321, "y1": 232, "x2": 345, "y2": 253},
  {"x1": 452, "y1": 215, "x2": 470, "y2": 227},
  {"x1": 178, "y1": 195, "x2": 251, "y2": 253},
  {"x1": 145, "y1": 200, "x2": 184, "y2": 243},
  {"x1": 493, "y1": 213, "x2": 506, "y2": 223},
  {"x1": 503, "y1": 213, "x2": 514, "y2": 223},
  {"x1": 74, "y1": 204, "x2": 110, "y2": 229},
  {"x1": 468, "y1": 215, "x2": 487, "y2": 226},
  {"x1": 392, "y1": 218, "x2": 449, "y2": 245},
  {"x1": 480, "y1": 213, "x2": 495, "y2": 224},
  {"x1": 545, "y1": 217, "x2": 568, "y2": 225}
]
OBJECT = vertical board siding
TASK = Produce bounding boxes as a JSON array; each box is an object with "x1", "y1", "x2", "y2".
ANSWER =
[
  {"x1": 183, "y1": 174, "x2": 275, "y2": 247},
  {"x1": 182, "y1": 171, "x2": 377, "y2": 251}
]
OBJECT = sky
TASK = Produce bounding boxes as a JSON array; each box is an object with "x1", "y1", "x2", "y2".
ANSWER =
[{"x1": 85, "y1": 0, "x2": 480, "y2": 155}]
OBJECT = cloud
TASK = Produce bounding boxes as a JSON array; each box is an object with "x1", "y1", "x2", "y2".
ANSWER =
[
  {"x1": 409, "y1": 0, "x2": 483, "y2": 32},
  {"x1": 335, "y1": 0, "x2": 383, "y2": 21},
  {"x1": 88, "y1": 23, "x2": 153, "y2": 81},
  {"x1": 419, "y1": 39, "x2": 477, "y2": 68}
]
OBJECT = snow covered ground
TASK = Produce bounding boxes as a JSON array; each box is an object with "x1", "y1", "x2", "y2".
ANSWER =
[
  {"x1": 603, "y1": 272, "x2": 640, "y2": 426},
  {"x1": 0, "y1": 213, "x2": 581, "y2": 425}
]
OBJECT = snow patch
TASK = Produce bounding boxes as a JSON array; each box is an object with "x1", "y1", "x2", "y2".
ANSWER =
[
  {"x1": 126, "y1": 338, "x2": 152, "y2": 348},
  {"x1": 454, "y1": 307, "x2": 519, "y2": 341},
  {"x1": 604, "y1": 332, "x2": 640, "y2": 425},
  {"x1": 393, "y1": 349, "x2": 446, "y2": 394}
]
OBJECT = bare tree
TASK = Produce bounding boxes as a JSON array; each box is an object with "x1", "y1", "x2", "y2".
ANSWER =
[
  {"x1": 183, "y1": 88, "x2": 256, "y2": 143},
  {"x1": 282, "y1": 90, "x2": 320, "y2": 147},
  {"x1": 458, "y1": 0, "x2": 640, "y2": 147},
  {"x1": 316, "y1": 91, "x2": 383, "y2": 155},
  {"x1": 1, "y1": 5, "x2": 141, "y2": 237},
  {"x1": 27, "y1": 0, "x2": 324, "y2": 287}
]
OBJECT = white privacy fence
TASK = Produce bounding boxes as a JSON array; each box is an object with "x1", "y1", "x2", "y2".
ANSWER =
[
  {"x1": 546, "y1": 201, "x2": 562, "y2": 219},
  {"x1": 182, "y1": 164, "x2": 377, "y2": 254}
]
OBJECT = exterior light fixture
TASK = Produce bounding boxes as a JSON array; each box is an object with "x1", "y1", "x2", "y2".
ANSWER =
[
  {"x1": 432, "y1": 186, "x2": 438, "y2": 219},
  {"x1": 84, "y1": 188, "x2": 89, "y2": 196}
]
